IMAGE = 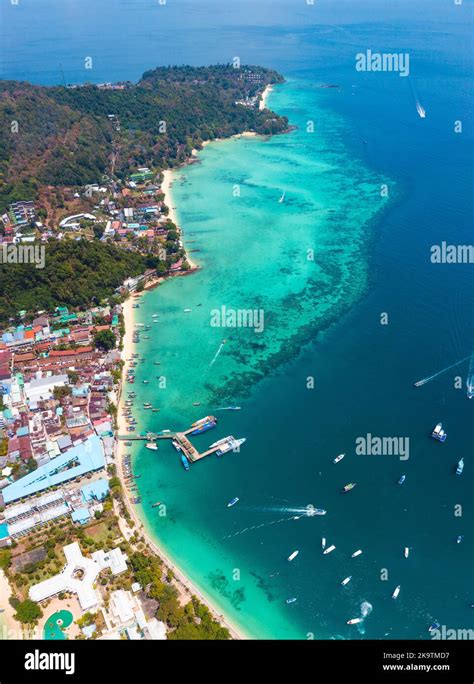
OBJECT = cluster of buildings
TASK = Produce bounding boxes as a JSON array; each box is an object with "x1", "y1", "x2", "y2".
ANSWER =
[
  {"x1": 28, "y1": 541, "x2": 166, "y2": 640},
  {"x1": 1, "y1": 201, "x2": 42, "y2": 244},
  {"x1": 0, "y1": 305, "x2": 122, "y2": 541}
]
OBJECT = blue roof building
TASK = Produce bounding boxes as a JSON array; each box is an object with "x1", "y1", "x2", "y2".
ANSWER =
[
  {"x1": 2, "y1": 435, "x2": 106, "y2": 504},
  {"x1": 81, "y1": 479, "x2": 109, "y2": 503},
  {"x1": 71, "y1": 508, "x2": 91, "y2": 524}
]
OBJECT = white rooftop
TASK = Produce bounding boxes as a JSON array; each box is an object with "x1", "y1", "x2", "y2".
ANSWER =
[{"x1": 29, "y1": 541, "x2": 100, "y2": 610}]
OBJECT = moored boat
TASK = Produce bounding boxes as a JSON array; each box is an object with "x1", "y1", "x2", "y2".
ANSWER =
[
  {"x1": 181, "y1": 454, "x2": 190, "y2": 471},
  {"x1": 323, "y1": 544, "x2": 336, "y2": 555},
  {"x1": 145, "y1": 442, "x2": 158, "y2": 451},
  {"x1": 191, "y1": 415, "x2": 216, "y2": 428},
  {"x1": 431, "y1": 422, "x2": 447, "y2": 442},
  {"x1": 191, "y1": 420, "x2": 217, "y2": 435}
]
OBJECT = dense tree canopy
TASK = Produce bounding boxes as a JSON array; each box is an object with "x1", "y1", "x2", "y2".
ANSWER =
[
  {"x1": 0, "y1": 65, "x2": 288, "y2": 211},
  {"x1": 0, "y1": 240, "x2": 146, "y2": 324}
]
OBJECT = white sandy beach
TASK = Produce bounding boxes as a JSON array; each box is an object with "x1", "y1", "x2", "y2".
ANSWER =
[
  {"x1": 0, "y1": 569, "x2": 23, "y2": 639},
  {"x1": 259, "y1": 83, "x2": 273, "y2": 110},
  {"x1": 161, "y1": 169, "x2": 197, "y2": 270}
]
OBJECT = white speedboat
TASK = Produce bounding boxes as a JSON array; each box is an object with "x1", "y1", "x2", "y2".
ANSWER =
[
  {"x1": 404, "y1": 547, "x2": 410, "y2": 558},
  {"x1": 333, "y1": 453, "x2": 345, "y2": 464},
  {"x1": 321, "y1": 537, "x2": 326, "y2": 550},
  {"x1": 347, "y1": 617, "x2": 363, "y2": 625},
  {"x1": 351, "y1": 549, "x2": 363, "y2": 558},
  {"x1": 392, "y1": 585, "x2": 401, "y2": 599},
  {"x1": 288, "y1": 550, "x2": 299, "y2": 562},
  {"x1": 145, "y1": 443, "x2": 158, "y2": 451},
  {"x1": 341, "y1": 576, "x2": 352, "y2": 586},
  {"x1": 323, "y1": 544, "x2": 336, "y2": 555}
]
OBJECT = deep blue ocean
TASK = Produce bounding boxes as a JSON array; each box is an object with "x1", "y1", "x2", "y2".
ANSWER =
[{"x1": 2, "y1": 0, "x2": 472, "y2": 639}]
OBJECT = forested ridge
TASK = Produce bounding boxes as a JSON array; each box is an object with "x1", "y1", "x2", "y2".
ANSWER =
[
  {"x1": 0, "y1": 65, "x2": 287, "y2": 211},
  {"x1": 0, "y1": 241, "x2": 147, "y2": 322}
]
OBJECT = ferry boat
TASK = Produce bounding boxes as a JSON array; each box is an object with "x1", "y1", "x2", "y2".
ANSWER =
[
  {"x1": 216, "y1": 437, "x2": 246, "y2": 456},
  {"x1": 323, "y1": 545, "x2": 336, "y2": 555},
  {"x1": 227, "y1": 497, "x2": 239, "y2": 508},
  {"x1": 392, "y1": 585, "x2": 401, "y2": 599},
  {"x1": 341, "y1": 576, "x2": 352, "y2": 586},
  {"x1": 191, "y1": 415, "x2": 216, "y2": 428},
  {"x1": 288, "y1": 550, "x2": 299, "y2": 562},
  {"x1": 431, "y1": 423, "x2": 447, "y2": 442},
  {"x1": 191, "y1": 420, "x2": 216, "y2": 435},
  {"x1": 286, "y1": 598, "x2": 297, "y2": 605},
  {"x1": 343, "y1": 483, "x2": 357, "y2": 493},
  {"x1": 398, "y1": 475, "x2": 406, "y2": 485},
  {"x1": 145, "y1": 443, "x2": 158, "y2": 451},
  {"x1": 347, "y1": 618, "x2": 363, "y2": 625},
  {"x1": 333, "y1": 453, "x2": 345, "y2": 464},
  {"x1": 351, "y1": 549, "x2": 363, "y2": 558},
  {"x1": 181, "y1": 454, "x2": 190, "y2": 471},
  {"x1": 456, "y1": 458, "x2": 464, "y2": 475},
  {"x1": 404, "y1": 547, "x2": 410, "y2": 558},
  {"x1": 209, "y1": 436, "x2": 230, "y2": 448}
]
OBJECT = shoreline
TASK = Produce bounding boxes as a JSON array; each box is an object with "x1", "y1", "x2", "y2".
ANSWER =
[
  {"x1": 117, "y1": 294, "x2": 249, "y2": 641},
  {"x1": 161, "y1": 170, "x2": 198, "y2": 271},
  {"x1": 259, "y1": 84, "x2": 273, "y2": 110},
  {"x1": 0, "y1": 569, "x2": 23, "y2": 639}
]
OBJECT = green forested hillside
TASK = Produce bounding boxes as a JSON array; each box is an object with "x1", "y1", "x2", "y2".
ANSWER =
[
  {"x1": 0, "y1": 240, "x2": 147, "y2": 322},
  {"x1": 0, "y1": 65, "x2": 287, "y2": 211}
]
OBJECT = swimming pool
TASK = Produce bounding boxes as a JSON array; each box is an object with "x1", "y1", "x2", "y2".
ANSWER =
[{"x1": 43, "y1": 610, "x2": 73, "y2": 640}]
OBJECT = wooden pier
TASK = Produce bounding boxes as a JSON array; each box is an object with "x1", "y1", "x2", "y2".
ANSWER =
[{"x1": 117, "y1": 426, "x2": 224, "y2": 463}]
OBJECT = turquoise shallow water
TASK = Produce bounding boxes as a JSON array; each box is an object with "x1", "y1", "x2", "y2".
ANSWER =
[
  {"x1": 127, "y1": 68, "x2": 473, "y2": 638},
  {"x1": 127, "y1": 83, "x2": 396, "y2": 639}
]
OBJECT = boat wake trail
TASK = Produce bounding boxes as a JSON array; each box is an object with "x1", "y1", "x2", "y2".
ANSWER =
[
  {"x1": 466, "y1": 353, "x2": 474, "y2": 399},
  {"x1": 414, "y1": 355, "x2": 471, "y2": 387},
  {"x1": 209, "y1": 340, "x2": 226, "y2": 368},
  {"x1": 223, "y1": 515, "x2": 299, "y2": 540},
  {"x1": 222, "y1": 505, "x2": 323, "y2": 540}
]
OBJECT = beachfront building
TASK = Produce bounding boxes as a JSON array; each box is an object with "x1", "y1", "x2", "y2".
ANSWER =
[
  {"x1": 1, "y1": 434, "x2": 106, "y2": 505},
  {"x1": 29, "y1": 542, "x2": 128, "y2": 611},
  {"x1": 100, "y1": 589, "x2": 166, "y2": 640}
]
